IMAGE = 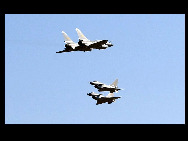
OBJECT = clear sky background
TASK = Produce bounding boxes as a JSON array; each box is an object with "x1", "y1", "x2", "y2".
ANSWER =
[{"x1": 5, "y1": 14, "x2": 185, "y2": 124}]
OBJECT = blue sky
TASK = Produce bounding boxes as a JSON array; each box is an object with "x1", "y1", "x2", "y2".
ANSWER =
[{"x1": 5, "y1": 14, "x2": 185, "y2": 124}]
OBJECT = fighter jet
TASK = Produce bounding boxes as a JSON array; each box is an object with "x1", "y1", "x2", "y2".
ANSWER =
[
  {"x1": 56, "y1": 31, "x2": 92, "y2": 53},
  {"x1": 90, "y1": 79, "x2": 122, "y2": 93},
  {"x1": 75, "y1": 28, "x2": 113, "y2": 50},
  {"x1": 87, "y1": 92, "x2": 121, "y2": 105}
]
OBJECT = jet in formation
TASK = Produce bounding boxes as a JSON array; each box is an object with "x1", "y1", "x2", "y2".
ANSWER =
[
  {"x1": 88, "y1": 79, "x2": 123, "y2": 105},
  {"x1": 90, "y1": 79, "x2": 122, "y2": 93},
  {"x1": 56, "y1": 28, "x2": 113, "y2": 53},
  {"x1": 87, "y1": 92, "x2": 121, "y2": 105}
]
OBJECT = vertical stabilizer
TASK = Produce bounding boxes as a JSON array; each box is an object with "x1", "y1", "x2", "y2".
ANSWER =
[
  {"x1": 62, "y1": 31, "x2": 73, "y2": 42},
  {"x1": 75, "y1": 28, "x2": 89, "y2": 41},
  {"x1": 111, "y1": 79, "x2": 118, "y2": 87},
  {"x1": 106, "y1": 92, "x2": 114, "y2": 97}
]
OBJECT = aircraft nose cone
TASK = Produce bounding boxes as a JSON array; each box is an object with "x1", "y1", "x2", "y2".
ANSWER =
[{"x1": 109, "y1": 43, "x2": 113, "y2": 47}]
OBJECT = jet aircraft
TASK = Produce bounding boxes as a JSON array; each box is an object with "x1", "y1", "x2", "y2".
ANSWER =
[
  {"x1": 76, "y1": 28, "x2": 113, "y2": 50},
  {"x1": 90, "y1": 79, "x2": 122, "y2": 93},
  {"x1": 56, "y1": 31, "x2": 92, "y2": 53},
  {"x1": 56, "y1": 28, "x2": 113, "y2": 53},
  {"x1": 87, "y1": 92, "x2": 121, "y2": 105}
]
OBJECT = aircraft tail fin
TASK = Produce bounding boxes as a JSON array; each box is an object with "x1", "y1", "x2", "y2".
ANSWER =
[
  {"x1": 111, "y1": 79, "x2": 118, "y2": 87},
  {"x1": 62, "y1": 31, "x2": 74, "y2": 42},
  {"x1": 75, "y1": 28, "x2": 89, "y2": 41},
  {"x1": 106, "y1": 92, "x2": 114, "y2": 97}
]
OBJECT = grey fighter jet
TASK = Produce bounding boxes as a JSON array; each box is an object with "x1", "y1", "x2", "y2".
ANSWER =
[
  {"x1": 75, "y1": 28, "x2": 113, "y2": 50},
  {"x1": 56, "y1": 31, "x2": 92, "y2": 53},
  {"x1": 90, "y1": 79, "x2": 122, "y2": 93},
  {"x1": 87, "y1": 92, "x2": 121, "y2": 105}
]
